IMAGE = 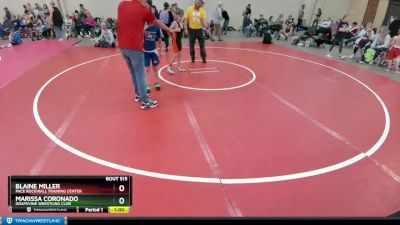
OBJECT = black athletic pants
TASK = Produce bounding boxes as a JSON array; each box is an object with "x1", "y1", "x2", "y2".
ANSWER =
[{"x1": 189, "y1": 29, "x2": 207, "y2": 61}]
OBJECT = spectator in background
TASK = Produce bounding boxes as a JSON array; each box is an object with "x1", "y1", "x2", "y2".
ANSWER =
[
  {"x1": 6, "y1": 26, "x2": 23, "y2": 48},
  {"x1": 26, "y1": 3, "x2": 34, "y2": 15},
  {"x1": 330, "y1": 19, "x2": 339, "y2": 37},
  {"x1": 268, "y1": 16, "x2": 274, "y2": 24},
  {"x1": 345, "y1": 21, "x2": 359, "y2": 42},
  {"x1": 278, "y1": 22, "x2": 294, "y2": 41},
  {"x1": 312, "y1": 8, "x2": 322, "y2": 27},
  {"x1": 388, "y1": 14, "x2": 398, "y2": 27},
  {"x1": 211, "y1": 1, "x2": 223, "y2": 41},
  {"x1": 23, "y1": 9, "x2": 35, "y2": 41},
  {"x1": 326, "y1": 15, "x2": 351, "y2": 59},
  {"x1": 389, "y1": 16, "x2": 400, "y2": 38},
  {"x1": 222, "y1": 7, "x2": 229, "y2": 35},
  {"x1": 275, "y1": 14, "x2": 284, "y2": 31},
  {"x1": 35, "y1": 15, "x2": 50, "y2": 39},
  {"x1": 159, "y1": 2, "x2": 173, "y2": 52},
  {"x1": 42, "y1": 4, "x2": 50, "y2": 20},
  {"x1": 82, "y1": 7, "x2": 96, "y2": 38},
  {"x1": 364, "y1": 26, "x2": 391, "y2": 63},
  {"x1": 244, "y1": 14, "x2": 256, "y2": 37},
  {"x1": 11, "y1": 15, "x2": 20, "y2": 30},
  {"x1": 49, "y1": 0, "x2": 64, "y2": 40},
  {"x1": 255, "y1": 14, "x2": 268, "y2": 36},
  {"x1": 242, "y1": 4, "x2": 251, "y2": 33},
  {"x1": 296, "y1": 4, "x2": 305, "y2": 32},
  {"x1": 3, "y1": 7, "x2": 12, "y2": 29},
  {"x1": 170, "y1": 3, "x2": 178, "y2": 16},
  {"x1": 0, "y1": 23, "x2": 6, "y2": 39},
  {"x1": 33, "y1": 3, "x2": 43, "y2": 18},
  {"x1": 64, "y1": 15, "x2": 73, "y2": 39},
  {"x1": 79, "y1": 4, "x2": 85, "y2": 19},
  {"x1": 151, "y1": 5, "x2": 159, "y2": 19},
  {"x1": 348, "y1": 22, "x2": 375, "y2": 59},
  {"x1": 319, "y1": 17, "x2": 332, "y2": 28},
  {"x1": 73, "y1": 11, "x2": 85, "y2": 37},
  {"x1": 95, "y1": 22, "x2": 115, "y2": 48},
  {"x1": 285, "y1": 15, "x2": 295, "y2": 26}
]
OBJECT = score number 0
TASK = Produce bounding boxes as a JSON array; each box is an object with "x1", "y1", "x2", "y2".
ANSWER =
[{"x1": 118, "y1": 184, "x2": 126, "y2": 205}]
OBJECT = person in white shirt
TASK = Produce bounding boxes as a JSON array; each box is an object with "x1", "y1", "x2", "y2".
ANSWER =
[
  {"x1": 211, "y1": 1, "x2": 223, "y2": 41},
  {"x1": 64, "y1": 15, "x2": 73, "y2": 39},
  {"x1": 348, "y1": 22, "x2": 375, "y2": 58},
  {"x1": 94, "y1": 23, "x2": 115, "y2": 48},
  {"x1": 360, "y1": 26, "x2": 391, "y2": 64}
]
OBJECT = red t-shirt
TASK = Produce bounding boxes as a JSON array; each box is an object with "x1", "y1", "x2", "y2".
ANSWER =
[{"x1": 117, "y1": 0, "x2": 155, "y2": 51}]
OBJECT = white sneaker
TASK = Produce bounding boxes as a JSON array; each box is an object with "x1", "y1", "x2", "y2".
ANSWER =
[
  {"x1": 326, "y1": 53, "x2": 333, "y2": 58},
  {"x1": 6, "y1": 43, "x2": 12, "y2": 48},
  {"x1": 167, "y1": 67, "x2": 175, "y2": 75},
  {"x1": 395, "y1": 71, "x2": 400, "y2": 75},
  {"x1": 339, "y1": 55, "x2": 347, "y2": 59},
  {"x1": 386, "y1": 68, "x2": 391, "y2": 72},
  {"x1": 348, "y1": 54, "x2": 355, "y2": 59}
]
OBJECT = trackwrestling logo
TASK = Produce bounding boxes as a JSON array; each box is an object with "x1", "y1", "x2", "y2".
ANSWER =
[{"x1": 2, "y1": 217, "x2": 65, "y2": 225}]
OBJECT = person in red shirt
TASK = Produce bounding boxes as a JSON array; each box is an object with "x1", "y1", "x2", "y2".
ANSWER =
[{"x1": 118, "y1": 0, "x2": 171, "y2": 110}]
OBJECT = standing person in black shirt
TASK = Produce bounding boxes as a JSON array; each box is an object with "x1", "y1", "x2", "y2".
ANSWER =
[
  {"x1": 49, "y1": 0, "x2": 64, "y2": 40},
  {"x1": 326, "y1": 15, "x2": 350, "y2": 59},
  {"x1": 222, "y1": 8, "x2": 229, "y2": 35},
  {"x1": 312, "y1": 8, "x2": 322, "y2": 27},
  {"x1": 389, "y1": 17, "x2": 400, "y2": 38},
  {"x1": 3, "y1": 7, "x2": 12, "y2": 29}
]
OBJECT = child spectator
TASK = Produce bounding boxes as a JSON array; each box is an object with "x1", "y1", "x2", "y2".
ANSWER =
[
  {"x1": 94, "y1": 22, "x2": 115, "y2": 48},
  {"x1": 64, "y1": 15, "x2": 73, "y2": 39},
  {"x1": 6, "y1": 26, "x2": 23, "y2": 48},
  {"x1": 278, "y1": 23, "x2": 294, "y2": 41},
  {"x1": 144, "y1": 22, "x2": 163, "y2": 93},
  {"x1": 167, "y1": 8, "x2": 186, "y2": 75}
]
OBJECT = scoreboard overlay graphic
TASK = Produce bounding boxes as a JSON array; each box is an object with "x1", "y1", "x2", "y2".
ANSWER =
[{"x1": 8, "y1": 176, "x2": 132, "y2": 214}]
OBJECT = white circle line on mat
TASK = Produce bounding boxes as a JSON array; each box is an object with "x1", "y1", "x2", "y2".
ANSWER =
[{"x1": 32, "y1": 47, "x2": 390, "y2": 184}]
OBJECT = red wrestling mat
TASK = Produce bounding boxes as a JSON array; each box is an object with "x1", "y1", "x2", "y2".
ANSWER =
[{"x1": 1, "y1": 42, "x2": 399, "y2": 217}]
